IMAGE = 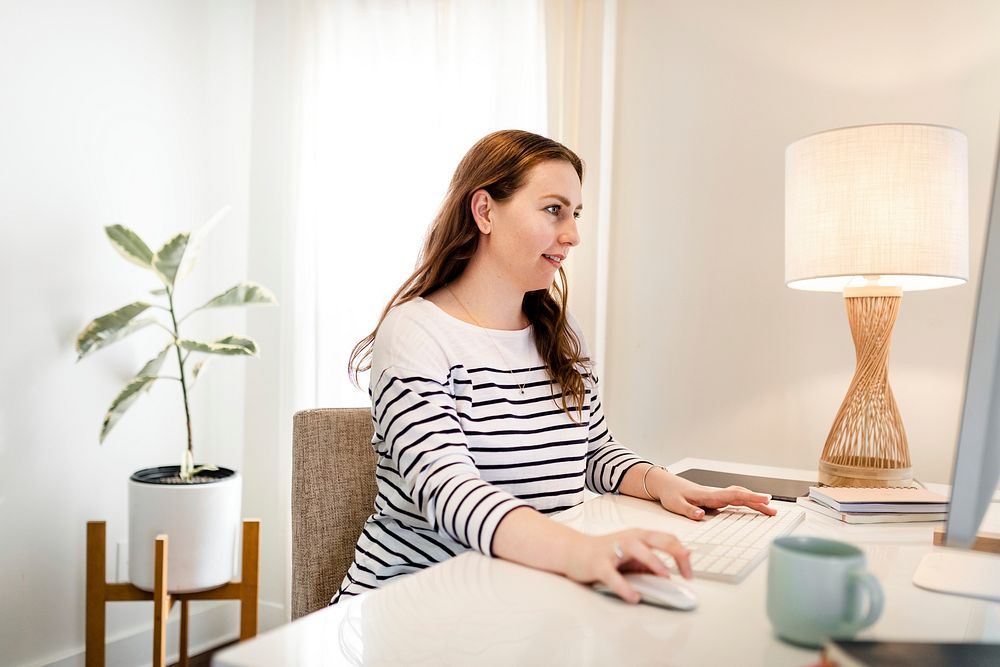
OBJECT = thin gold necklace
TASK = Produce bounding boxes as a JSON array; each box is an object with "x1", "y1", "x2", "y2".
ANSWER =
[{"x1": 445, "y1": 284, "x2": 526, "y2": 394}]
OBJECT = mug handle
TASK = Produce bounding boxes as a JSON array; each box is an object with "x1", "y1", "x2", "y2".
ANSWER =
[{"x1": 841, "y1": 570, "x2": 884, "y2": 634}]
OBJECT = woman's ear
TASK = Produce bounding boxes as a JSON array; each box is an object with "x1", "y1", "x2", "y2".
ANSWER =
[{"x1": 470, "y1": 189, "x2": 493, "y2": 235}]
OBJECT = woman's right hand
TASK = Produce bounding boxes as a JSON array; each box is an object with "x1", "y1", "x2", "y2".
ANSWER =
[{"x1": 562, "y1": 529, "x2": 693, "y2": 604}]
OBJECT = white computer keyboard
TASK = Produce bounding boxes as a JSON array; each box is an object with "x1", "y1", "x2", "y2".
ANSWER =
[{"x1": 659, "y1": 506, "x2": 805, "y2": 583}]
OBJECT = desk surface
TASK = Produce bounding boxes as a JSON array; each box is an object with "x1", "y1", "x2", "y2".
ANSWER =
[{"x1": 214, "y1": 458, "x2": 1000, "y2": 666}]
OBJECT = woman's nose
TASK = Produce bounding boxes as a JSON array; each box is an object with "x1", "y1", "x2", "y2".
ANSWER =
[{"x1": 560, "y1": 218, "x2": 580, "y2": 247}]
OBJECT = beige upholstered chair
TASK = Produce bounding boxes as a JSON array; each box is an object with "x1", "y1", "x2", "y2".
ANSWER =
[{"x1": 291, "y1": 407, "x2": 377, "y2": 619}]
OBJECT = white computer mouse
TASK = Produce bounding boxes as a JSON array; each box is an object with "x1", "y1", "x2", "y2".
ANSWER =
[{"x1": 594, "y1": 573, "x2": 699, "y2": 611}]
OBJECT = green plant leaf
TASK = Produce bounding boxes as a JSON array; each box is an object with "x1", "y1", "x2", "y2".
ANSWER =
[
  {"x1": 76, "y1": 302, "x2": 154, "y2": 359},
  {"x1": 152, "y1": 233, "x2": 190, "y2": 288},
  {"x1": 105, "y1": 225, "x2": 154, "y2": 268},
  {"x1": 138, "y1": 344, "x2": 173, "y2": 393},
  {"x1": 194, "y1": 282, "x2": 278, "y2": 312},
  {"x1": 189, "y1": 357, "x2": 210, "y2": 386},
  {"x1": 99, "y1": 375, "x2": 157, "y2": 442},
  {"x1": 150, "y1": 288, "x2": 167, "y2": 296},
  {"x1": 181, "y1": 449, "x2": 219, "y2": 482},
  {"x1": 178, "y1": 335, "x2": 258, "y2": 356},
  {"x1": 176, "y1": 206, "x2": 230, "y2": 283}
]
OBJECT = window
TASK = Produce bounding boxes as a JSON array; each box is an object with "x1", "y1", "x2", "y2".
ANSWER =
[{"x1": 292, "y1": 0, "x2": 549, "y2": 406}]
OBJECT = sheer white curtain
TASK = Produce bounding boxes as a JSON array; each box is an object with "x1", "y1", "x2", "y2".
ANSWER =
[{"x1": 292, "y1": 0, "x2": 549, "y2": 411}]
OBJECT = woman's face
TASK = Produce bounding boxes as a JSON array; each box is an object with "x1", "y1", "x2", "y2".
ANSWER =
[{"x1": 476, "y1": 159, "x2": 582, "y2": 293}]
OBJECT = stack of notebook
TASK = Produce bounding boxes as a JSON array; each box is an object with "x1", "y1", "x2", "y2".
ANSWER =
[{"x1": 797, "y1": 486, "x2": 949, "y2": 524}]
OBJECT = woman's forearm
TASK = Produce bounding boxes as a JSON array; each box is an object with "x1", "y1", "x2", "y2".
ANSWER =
[
  {"x1": 621, "y1": 463, "x2": 774, "y2": 520},
  {"x1": 491, "y1": 497, "x2": 693, "y2": 600},
  {"x1": 490, "y1": 464, "x2": 684, "y2": 575},
  {"x1": 617, "y1": 462, "x2": 680, "y2": 501},
  {"x1": 490, "y1": 506, "x2": 584, "y2": 574}
]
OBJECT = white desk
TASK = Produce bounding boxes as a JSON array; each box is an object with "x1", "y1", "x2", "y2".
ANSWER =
[{"x1": 214, "y1": 458, "x2": 1000, "y2": 666}]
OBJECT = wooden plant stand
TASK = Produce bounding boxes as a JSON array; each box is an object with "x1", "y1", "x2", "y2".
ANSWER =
[{"x1": 86, "y1": 519, "x2": 260, "y2": 667}]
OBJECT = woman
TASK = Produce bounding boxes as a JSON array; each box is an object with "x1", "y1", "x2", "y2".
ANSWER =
[{"x1": 338, "y1": 129, "x2": 774, "y2": 605}]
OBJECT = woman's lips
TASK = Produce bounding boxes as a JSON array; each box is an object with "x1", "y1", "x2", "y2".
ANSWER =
[{"x1": 543, "y1": 254, "x2": 563, "y2": 268}]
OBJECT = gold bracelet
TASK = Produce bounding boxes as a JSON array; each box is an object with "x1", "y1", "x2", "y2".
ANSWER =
[{"x1": 641, "y1": 463, "x2": 663, "y2": 500}]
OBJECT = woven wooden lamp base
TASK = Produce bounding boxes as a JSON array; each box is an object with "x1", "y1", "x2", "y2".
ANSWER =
[{"x1": 818, "y1": 287, "x2": 915, "y2": 488}]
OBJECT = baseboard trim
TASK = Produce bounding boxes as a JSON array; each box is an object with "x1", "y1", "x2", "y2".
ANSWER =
[{"x1": 38, "y1": 601, "x2": 286, "y2": 667}]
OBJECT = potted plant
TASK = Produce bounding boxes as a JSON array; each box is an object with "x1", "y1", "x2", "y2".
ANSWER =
[{"x1": 76, "y1": 209, "x2": 277, "y2": 592}]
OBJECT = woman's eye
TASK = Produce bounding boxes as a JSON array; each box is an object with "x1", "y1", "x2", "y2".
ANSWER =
[
  {"x1": 573, "y1": 211, "x2": 581, "y2": 220},
  {"x1": 545, "y1": 204, "x2": 561, "y2": 215}
]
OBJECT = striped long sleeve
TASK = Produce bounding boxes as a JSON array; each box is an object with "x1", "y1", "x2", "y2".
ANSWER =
[
  {"x1": 372, "y1": 365, "x2": 530, "y2": 556},
  {"x1": 584, "y1": 373, "x2": 651, "y2": 494}
]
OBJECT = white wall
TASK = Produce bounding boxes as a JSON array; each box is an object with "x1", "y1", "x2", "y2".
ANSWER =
[
  {"x1": 603, "y1": 1, "x2": 1000, "y2": 483},
  {"x1": 0, "y1": 1, "x2": 255, "y2": 665}
]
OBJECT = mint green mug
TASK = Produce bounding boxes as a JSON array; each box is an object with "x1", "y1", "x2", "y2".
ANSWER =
[{"x1": 766, "y1": 536, "x2": 884, "y2": 648}]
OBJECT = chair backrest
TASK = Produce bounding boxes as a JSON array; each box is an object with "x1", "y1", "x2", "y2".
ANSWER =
[{"x1": 291, "y1": 407, "x2": 377, "y2": 619}]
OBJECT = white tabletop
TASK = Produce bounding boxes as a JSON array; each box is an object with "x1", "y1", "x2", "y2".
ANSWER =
[{"x1": 213, "y1": 458, "x2": 1000, "y2": 666}]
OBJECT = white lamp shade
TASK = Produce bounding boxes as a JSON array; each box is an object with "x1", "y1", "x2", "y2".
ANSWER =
[{"x1": 785, "y1": 123, "x2": 969, "y2": 292}]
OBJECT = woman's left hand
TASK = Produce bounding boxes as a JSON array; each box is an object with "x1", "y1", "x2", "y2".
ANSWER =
[{"x1": 655, "y1": 474, "x2": 777, "y2": 521}]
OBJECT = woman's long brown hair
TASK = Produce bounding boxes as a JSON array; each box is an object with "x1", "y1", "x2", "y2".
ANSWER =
[{"x1": 349, "y1": 129, "x2": 590, "y2": 416}]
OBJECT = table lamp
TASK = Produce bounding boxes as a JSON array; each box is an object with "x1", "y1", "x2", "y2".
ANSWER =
[{"x1": 785, "y1": 123, "x2": 969, "y2": 487}]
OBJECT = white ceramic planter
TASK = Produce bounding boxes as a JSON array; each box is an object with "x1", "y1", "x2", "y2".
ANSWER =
[{"x1": 128, "y1": 466, "x2": 242, "y2": 593}]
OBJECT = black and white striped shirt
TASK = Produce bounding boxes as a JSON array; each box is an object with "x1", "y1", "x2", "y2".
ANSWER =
[{"x1": 332, "y1": 297, "x2": 649, "y2": 603}]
